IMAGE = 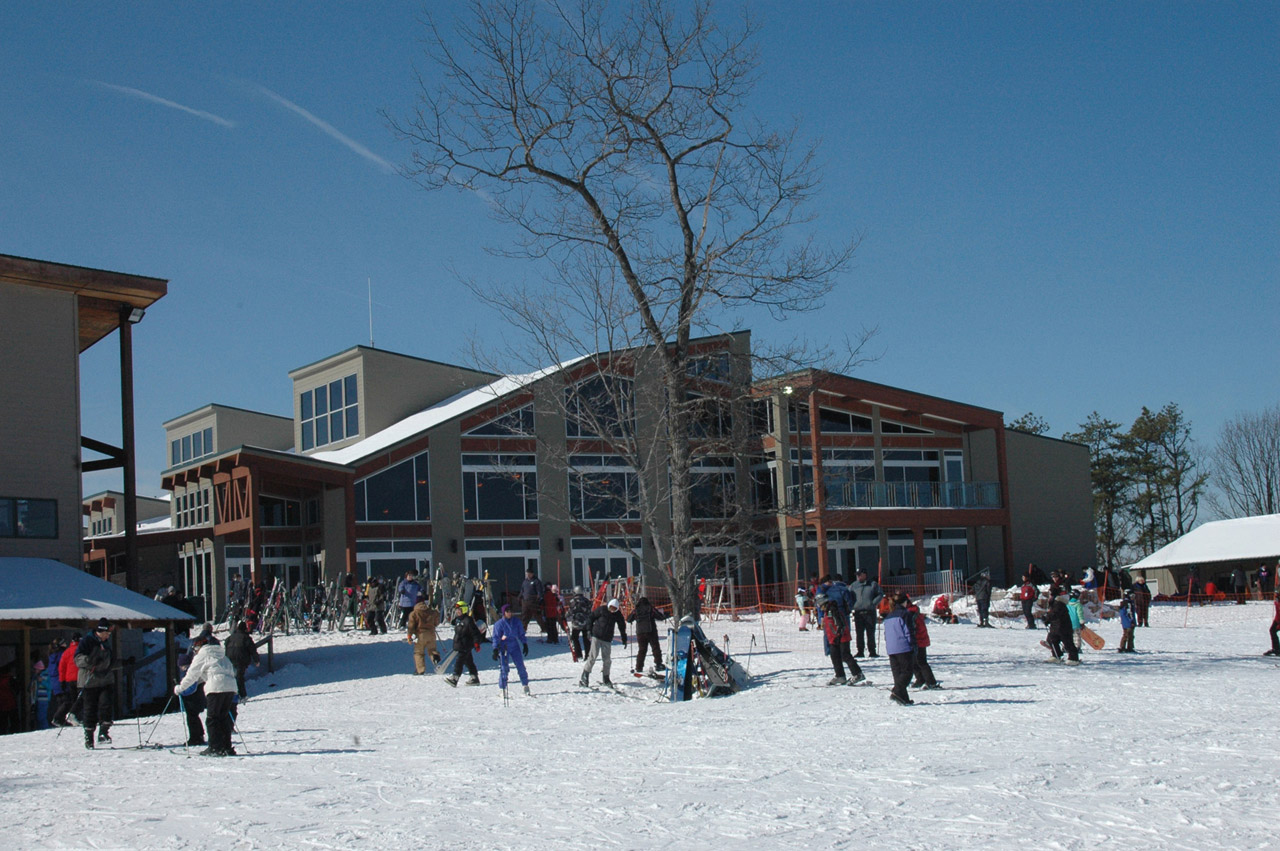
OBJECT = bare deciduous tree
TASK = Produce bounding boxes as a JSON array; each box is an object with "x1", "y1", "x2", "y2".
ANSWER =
[
  {"x1": 1210, "y1": 406, "x2": 1280, "y2": 518},
  {"x1": 390, "y1": 0, "x2": 854, "y2": 616}
]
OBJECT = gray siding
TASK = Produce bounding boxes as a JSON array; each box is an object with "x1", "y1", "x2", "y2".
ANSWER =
[
  {"x1": 1005, "y1": 430, "x2": 1094, "y2": 576},
  {"x1": 0, "y1": 283, "x2": 82, "y2": 566}
]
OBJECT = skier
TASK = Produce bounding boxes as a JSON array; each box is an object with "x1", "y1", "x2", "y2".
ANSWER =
[
  {"x1": 795, "y1": 584, "x2": 811, "y2": 631},
  {"x1": 444, "y1": 601, "x2": 482, "y2": 687},
  {"x1": 1019, "y1": 575, "x2": 1038, "y2": 629},
  {"x1": 223, "y1": 621, "x2": 259, "y2": 700},
  {"x1": 848, "y1": 569, "x2": 883, "y2": 657},
  {"x1": 1117, "y1": 591, "x2": 1136, "y2": 653},
  {"x1": 407, "y1": 593, "x2": 442, "y2": 674},
  {"x1": 54, "y1": 632, "x2": 80, "y2": 727},
  {"x1": 882, "y1": 593, "x2": 916, "y2": 705},
  {"x1": 542, "y1": 585, "x2": 562, "y2": 644},
  {"x1": 970, "y1": 569, "x2": 993, "y2": 628},
  {"x1": 174, "y1": 629, "x2": 239, "y2": 756},
  {"x1": 1043, "y1": 589, "x2": 1079, "y2": 664},
  {"x1": 1230, "y1": 566, "x2": 1248, "y2": 605},
  {"x1": 579, "y1": 598, "x2": 627, "y2": 687},
  {"x1": 820, "y1": 598, "x2": 864, "y2": 685},
  {"x1": 491, "y1": 605, "x2": 531, "y2": 696},
  {"x1": 567, "y1": 586, "x2": 592, "y2": 662},
  {"x1": 395, "y1": 571, "x2": 422, "y2": 629},
  {"x1": 626, "y1": 596, "x2": 669, "y2": 675},
  {"x1": 1265, "y1": 588, "x2": 1280, "y2": 657},
  {"x1": 1131, "y1": 573, "x2": 1152, "y2": 627},
  {"x1": 74, "y1": 619, "x2": 115, "y2": 749},
  {"x1": 176, "y1": 627, "x2": 213, "y2": 746},
  {"x1": 906, "y1": 597, "x2": 940, "y2": 689}
]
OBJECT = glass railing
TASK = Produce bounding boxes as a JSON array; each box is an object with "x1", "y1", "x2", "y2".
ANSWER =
[{"x1": 784, "y1": 481, "x2": 1001, "y2": 510}]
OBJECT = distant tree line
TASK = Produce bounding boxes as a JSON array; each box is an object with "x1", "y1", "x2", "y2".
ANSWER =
[{"x1": 1010, "y1": 404, "x2": 1279, "y2": 570}]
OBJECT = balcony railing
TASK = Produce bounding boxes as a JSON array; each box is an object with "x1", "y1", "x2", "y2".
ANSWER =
[{"x1": 785, "y1": 480, "x2": 1001, "y2": 511}]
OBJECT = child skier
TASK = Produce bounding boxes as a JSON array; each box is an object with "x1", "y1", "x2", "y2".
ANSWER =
[
  {"x1": 882, "y1": 593, "x2": 916, "y2": 705},
  {"x1": 491, "y1": 605, "x2": 530, "y2": 696},
  {"x1": 1117, "y1": 591, "x2": 1136, "y2": 653},
  {"x1": 444, "y1": 601, "x2": 482, "y2": 687},
  {"x1": 906, "y1": 598, "x2": 940, "y2": 689},
  {"x1": 796, "y1": 585, "x2": 811, "y2": 632},
  {"x1": 820, "y1": 598, "x2": 864, "y2": 686}
]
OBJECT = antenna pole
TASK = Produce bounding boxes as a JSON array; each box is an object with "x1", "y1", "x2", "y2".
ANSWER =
[{"x1": 367, "y1": 277, "x2": 374, "y2": 348}]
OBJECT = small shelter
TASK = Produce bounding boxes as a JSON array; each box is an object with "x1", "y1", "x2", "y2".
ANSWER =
[
  {"x1": 0, "y1": 558, "x2": 196, "y2": 731},
  {"x1": 1124, "y1": 514, "x2": 1280, "y2": 597}
]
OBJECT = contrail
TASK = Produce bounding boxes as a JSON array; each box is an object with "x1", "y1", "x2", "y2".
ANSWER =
[
  {"x1": 91, "y1": 81, "x2": 236, "y2": 128},
  {"x1": 250, "y1": 82, "x2": 396, "y2": 174}
]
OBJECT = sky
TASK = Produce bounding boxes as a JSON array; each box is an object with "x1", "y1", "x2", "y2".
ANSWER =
[{"x1": 3, "y1": 1, "x2": 1276, "y2": 504}]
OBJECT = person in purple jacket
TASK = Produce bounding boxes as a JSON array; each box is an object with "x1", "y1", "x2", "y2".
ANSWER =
[
  {"x1": 491, "y1": 605, "x2": 531, "y2": 696},
  {"x1": 882, "y1": 593, "x2": 917, "y2": 706}
]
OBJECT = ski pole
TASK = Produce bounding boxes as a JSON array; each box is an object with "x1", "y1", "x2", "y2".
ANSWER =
[
  {"x1": 179, "y1": 695, "x2": 190, "y2": 756},
  {"x1": 230, "y1": 710, "x2": 249, "y2": 754},
  {"x1": 746, "y1": 634, "x2": 756, "y2": 677},
  {"x1": 142, "y1": 694, "x2": 175, "y2": 746}
]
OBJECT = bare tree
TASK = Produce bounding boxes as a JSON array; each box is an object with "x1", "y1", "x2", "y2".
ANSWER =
[
  {"x1": 390, "y1": 0, "x2": 854, "y2": 616},
  {"x1": 1210, "y1": 405, "x2": 1280, "y2": 518}
]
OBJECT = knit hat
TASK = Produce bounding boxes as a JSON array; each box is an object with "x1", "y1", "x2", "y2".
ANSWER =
[
  {"x1": 94, "y1": 618, "x2": 111, "y2": 632},
  {"x1": 607, "y1": 598, "x2": 620, "y2": 609},
  {"x1": 501, "y1": 604, "x2": 511, "y2": 615}
]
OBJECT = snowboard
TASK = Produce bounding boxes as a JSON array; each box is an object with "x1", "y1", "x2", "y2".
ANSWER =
[
  {"x1": 1079, "y1": 626, "x2": 1105, "y2": 650},
  {"x1": 436, "y1": 645, "x2": 458, "y2": 677},
  {"x1": 669, "y1": 620, "x2": 695, "y2": 702}
]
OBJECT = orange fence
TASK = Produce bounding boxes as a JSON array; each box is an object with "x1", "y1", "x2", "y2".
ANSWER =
[{"x1": 605, "y1": 579, "x2": 974, "y2": 618}]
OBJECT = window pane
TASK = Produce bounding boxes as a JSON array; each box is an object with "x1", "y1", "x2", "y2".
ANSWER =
[
  {"x1": 354, "y1": 482, "x2": 366, "y2": 522},
  {"x1": 16, "y1": 498, "x2": 57, "y2": 538},
  {"x1": 415, "y1": 455, "x2": 430, "y2": 520},
  {"x1": 344, "y1": 374, "x2": 358, "y2": 405},
  {"x1": 315, "y1": 416, "x2": 329, "y2": 445},
  {"x1": 192, "y1": 430, "x2": 203, "y2": 457},
  {"x1": 475, "y1": 472, "x2": 525, "y2": 520},
  {"x1": 301, "y1": 391, "x2": 313, "y2": 421},
  {"x1": 315, "y1": 385, "x2": 328, "y2": 416},
  {"x1": 329, "y1": 379, "x2": 343, "y2": 409},
  {"x1": 171, "y1": 440, "x2": 180, "y2": 466},
  {"x1": 204, "y1": 427, "x2": 214, "y2": 454},
  {"x1": 302, "y1": 421, "x2": 314, "y2": 451},
  {"x1": 182, "y1": 435, "x2": 192, "y2": 461},
  {"x1": 330, "y1": 411, "x2": 344, "y2": 441},
  {"x1": 364, "y1": 459, "x2": 415, "y2": 521},
  {"x1": 0, "y1": 498, "x2": 13, "y2": 536},
  {"x1": 345, "y1": 405, "x2": 359, "y2": 438}
]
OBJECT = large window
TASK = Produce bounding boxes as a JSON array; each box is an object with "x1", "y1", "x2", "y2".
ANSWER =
[
  {"x1": 568, "y1": 455, "x2": 640, "y2": 520},
  {"x1": 466, "y1": 405, "x2": 535, "y2": 437},
  {"x1": 171, "y1": 426, "x2": 214, "y2": 467},
  {"x1": 0, "y1": 497, "x2": 58, "y2": 538},
  {"x1": 690, "y1": 456, "x2": 736, "y2": 519},
  {"x1": 566, "y1": 374, "x2": 633, "y2": 438},
  {"x1": 301, "y1": 373, "x2": 359, "y2": 450},
  {"x1": 354, "y1": 451, "x2": 430, "y2": 522},
  {"x1": 463, "y1": 454, "x2": 538, "y2": 521},
  {"x1": 688, "y1": 392, "x2": 732, "y2": 439},
  {"x1": 259, "y1": 496, "x2": 301, "y2": 527}
]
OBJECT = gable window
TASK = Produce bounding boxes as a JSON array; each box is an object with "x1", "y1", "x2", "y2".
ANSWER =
[
  {"x1": 301, "y1": 373, "x2": 359, "y2": 450},
  {"x1": 466, "y1": 405, "x2": 535, "y2": 437},
  {"x1": 566, "y1": 375, "x2": 633, "y2": 438},
  {"x1": 171, "y1": 426, "x2": 214, "y2": 467},
  {"x1": 354, "y1": 451, "x2": 430, "y2": 522}
]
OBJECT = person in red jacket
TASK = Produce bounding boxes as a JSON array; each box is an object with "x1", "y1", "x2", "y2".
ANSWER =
[
  {"x1": 542, "y1": 586, "x2": 562, "y2": 644},
  {"x1": 908, "y1": 599, "x2": 941, "y2": 689},
  {"x1": 1019, "y1": 575, "x2": 1039, "y2": 629},
  {"x1": 53, "y1": 632, "x2": 81, "y2": 726},
  {"x1": 1264, "y1": 589, "x2": 1280, "y2": 657}
]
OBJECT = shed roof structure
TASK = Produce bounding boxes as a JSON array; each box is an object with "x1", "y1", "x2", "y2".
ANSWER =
[
  {"x1": 0, "y1": 557, "x2": 195, "y2": 628},
  {"x1": 1126, "y1": 514, "x2": 1280, "y2": 572}
]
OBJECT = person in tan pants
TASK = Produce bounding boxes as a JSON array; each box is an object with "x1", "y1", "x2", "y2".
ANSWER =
[{"x1": 407, "y1": 594, "x2": 441, "y2": 674}]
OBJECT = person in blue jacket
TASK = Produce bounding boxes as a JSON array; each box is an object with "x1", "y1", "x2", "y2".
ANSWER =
[
  {"x1": 1117, "y1": 591, "x2": 1136, "y2": 653},
  {"x1": 395, "y1": 572, "x2": 422, "y2": 628},
  {"x1": 882, "y1": 593, "x2": 917, "y2": 705},
  {"x1": 491, "y1": 605, "x2": 531, "y2": 696},
  {"x1": 1067, "y1": 588, "x2": 1084, "y2": 654}
]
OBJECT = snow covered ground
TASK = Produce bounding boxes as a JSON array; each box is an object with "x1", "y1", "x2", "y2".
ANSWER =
[{"x1": 3, "y1": 601, "x2": 1277, "y2": 850}]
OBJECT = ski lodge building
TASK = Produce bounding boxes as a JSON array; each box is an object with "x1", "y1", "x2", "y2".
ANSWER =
[{"x1": 128, "y1": 331, "x2": 1091, "y2": 621}]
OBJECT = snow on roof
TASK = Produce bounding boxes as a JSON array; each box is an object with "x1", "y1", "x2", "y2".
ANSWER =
[
  {"x1": 311, "y1": 354, "x2": 590, "y2": 466},
  {"x1": 0, "y1": 558, "x2": 195, "y2": 624},
  {"x1": 1126, "y1": 514, "x2": 1280, "y2": 571}
]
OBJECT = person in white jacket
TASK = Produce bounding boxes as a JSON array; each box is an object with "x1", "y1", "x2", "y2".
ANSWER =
[{"x1": 174, "y1": 629, "x2": 239, "y2": 756}]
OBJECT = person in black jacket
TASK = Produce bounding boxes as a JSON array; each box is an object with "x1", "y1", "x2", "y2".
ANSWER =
[
  {"x1": 1043, "y1": 591, "x2": 1079, "y2": 664},
  {"x1": 626, "y1": 597, "x2": 668, "y2": 675},
  {"x1": 970, "y1": 570, "x2": 993, "y2": 628},
  {"x1": 579, "y1": 598, "x2": 627, "y2": 687},
  {"x1": 222, "y1": 621, "x2": 259, "y2": 700},
  {"x1": 444, "y1": 601, "x2": 482, "y2": 687},
  {"x1": 566, "y1": 587, "x2": 592, "y2": 662},
  {"x1": 74, "y1": 619, "x2": 115, "y2": 749}
]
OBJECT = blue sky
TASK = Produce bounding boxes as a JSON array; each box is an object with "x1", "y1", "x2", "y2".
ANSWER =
[{"x1": 3, "y1": 2, "x2": 1276, "y2": 504}]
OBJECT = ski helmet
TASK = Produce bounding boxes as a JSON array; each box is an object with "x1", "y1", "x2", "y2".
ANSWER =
[{"x1": 455, "y1": 601, "x2": 469, "y2": 613}]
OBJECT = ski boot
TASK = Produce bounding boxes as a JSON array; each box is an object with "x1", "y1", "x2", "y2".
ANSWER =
[
  {"x1": 602, "y1": 677, "x2": 613, "y2": 687},
  {"x1": 653, "y1": 662, "x2": 667, "y2": 673},
  {"x1": 578, "y1": 672, "x2": 590, "y2": 688},
  {"x1": 84, "y1": 730, "x2": 94, "y2": 750},
  {"x1": 522, "y1": 685, "x2": 531, "y2": 696},
  {"x1": 827, "y1": 675, "x2": 847, "y2": 686},
  {"x1": 97, "y1": 726, "x2": 111, "y2": 745},
  {"x1": 922, "y1": 682, "x2": 943, "y2": 690},
  {"x1": 465, "y1": 675, "x2": 480, "y2": 685},
  {"x1": 889, "y1": 692, "x2": 914, "y2": 706},
  {"x1": 1064, "y1": 659, "x2": 1081, "y2": 666},
  {"x1": 848, "y1": 673, "x2": 867, "y2": 686},
  {"x1": 444, "y1": 674, "x2": 459, "y2": 687}
]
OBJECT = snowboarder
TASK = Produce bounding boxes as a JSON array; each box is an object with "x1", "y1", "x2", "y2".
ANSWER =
[
  {"x1": 1131, "y1": 574, "x2": 1152, "y2": 627},
  {"x1": 1265, "y1": 588, "x2": 1280, "y2": 657},
  {"x1": 626, "y1": 596, "x2": 668, "y2": 675},
  {"x1": 407, "y1": 593, "x2": 441, "y2": 674},
  {"x1": 567, "y1": 586, "x2": 592, "y2": 662},
  {"x1": 820, "y1": 598, "x2": 864, "y2": 685},
  {"x1": 580, "y1": 598, "x2": 627, "y2": 687},
  {"x1": 1019, "y1": 575, "x2": 1038, "y2": 629},
  {"x1": 74, "y1": 619, "x2": 115, "y2": 749},
  {"x1": 174, "y1": 629, "x2": 238, "y2": 756},
  {"x1": 1043, "y1": 590, "x2": 1079, "y2": 664},
  {"x1": 1117, "y1": 592, "x2": 1136, "y2": 653},
  {"x1": 395, "y1": 572, "x2": 422, "y2": 628},
  {"x1": 223, "y1": 621, "x2": 260, "y2": 699},
  {"x1": 491, "y1": 605, "x2": 531, "y2": 695},
  {"x1": 848, "y1": 569, "x2": 883, "y2": 657},
  {"x1": 970, "y1": 569, "x2": 993, "y2": 627},
  {"x1": 906, "y1": 598, "x2": 940, "y2": 689},
  {"x1": 444, "y1": 601, "x2": 482, "y2": 687},
  {"x1": 882, "y1": 593, "x2": 916, "y2": 705}
]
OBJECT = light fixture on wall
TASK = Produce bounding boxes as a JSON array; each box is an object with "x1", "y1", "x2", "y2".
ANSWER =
[
  {"x1": 782, "y1": 385, "x2": 794, "y2": 396},
  {"x1": 557, "y1": 538, "x2": 564, "y2": 552},
  {"x1": 125, "y1": 306, "x2": 146, "y2": 324}
]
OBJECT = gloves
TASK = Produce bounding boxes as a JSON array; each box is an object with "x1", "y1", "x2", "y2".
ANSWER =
[
  {"x1": 522, "y1": 643, "x2": 528, "y2": 656},
  {"x1": 474, "y1": 643, "x2": 481, "y2": 652},
  {"x1": 492, "y1": 648, "x2": 500, "y2": 661}
]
